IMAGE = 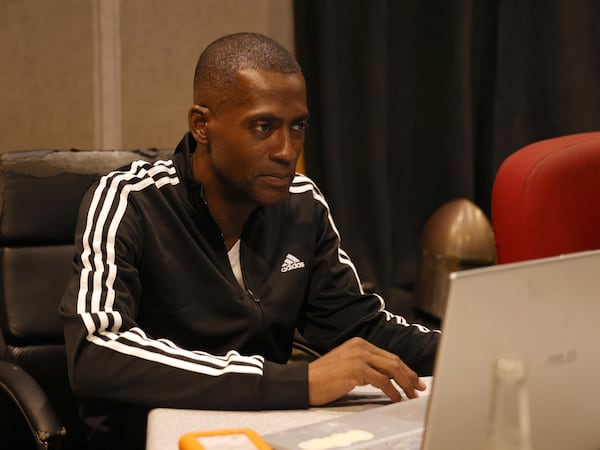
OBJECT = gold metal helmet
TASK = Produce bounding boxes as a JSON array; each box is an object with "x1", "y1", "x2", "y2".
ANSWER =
[{"x1": 413, "y1": 198, "x2": 497, "y2": 320}]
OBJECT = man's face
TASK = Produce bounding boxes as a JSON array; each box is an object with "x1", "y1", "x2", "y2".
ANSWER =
[{"x1": 204, "y1": 69, "x2": 309, "y2": 207}]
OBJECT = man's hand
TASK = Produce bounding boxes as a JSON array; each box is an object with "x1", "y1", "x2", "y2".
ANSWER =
[{"x1": 307, "y1": 337, "x2": 426, "y2": 406}]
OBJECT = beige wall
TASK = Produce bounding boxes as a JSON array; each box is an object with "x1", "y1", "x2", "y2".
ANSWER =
[{"x1": 0, "y1": 0, "x2": 295, "y2": 152}]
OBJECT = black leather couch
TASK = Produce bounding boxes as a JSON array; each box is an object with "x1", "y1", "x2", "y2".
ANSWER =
[{"x1": 0, "y1": 148, "x2": 171, "y2": 450}]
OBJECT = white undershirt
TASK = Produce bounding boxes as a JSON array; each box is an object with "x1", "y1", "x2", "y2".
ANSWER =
[{"x1": 227, "y1": 239, "x2": 245, "y2": 289}]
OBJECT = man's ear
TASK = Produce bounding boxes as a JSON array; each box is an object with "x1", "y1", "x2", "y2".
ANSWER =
[{"x1": 188, "y1": 105, "x2": 210, "y2": 144}]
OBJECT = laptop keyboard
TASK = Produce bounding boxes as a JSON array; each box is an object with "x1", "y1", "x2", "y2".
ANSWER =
[
  {"x1": 264, "y1": 396, "x2": 429, "y2": 450},
  {"x1": 382, "y1": 434, "x2": 423, "y2": 449},
  {"x1": 362, "y1": 429, "x2": 424, "y2": 449}
]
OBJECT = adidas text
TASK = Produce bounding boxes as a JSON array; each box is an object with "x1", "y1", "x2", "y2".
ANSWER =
[{"x1": 281, "y1": 253, "x2": 306, "y2": 272}]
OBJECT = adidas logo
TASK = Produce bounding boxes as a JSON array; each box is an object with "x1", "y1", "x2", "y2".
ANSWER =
[{"x1": 281, "y1": 253, "x2": 305, "y2": 272}]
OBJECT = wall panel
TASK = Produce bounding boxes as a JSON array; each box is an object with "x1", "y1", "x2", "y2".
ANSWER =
[{"x1": 0, "y1": 0, "x2": 294, "y2": 152}]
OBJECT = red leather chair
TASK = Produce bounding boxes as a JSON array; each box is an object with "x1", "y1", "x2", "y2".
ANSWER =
[{"x1": 492, "y1": 132, "x2": 600, "y2": 264}]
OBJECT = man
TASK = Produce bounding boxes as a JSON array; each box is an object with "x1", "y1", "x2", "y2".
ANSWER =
[{"x1": 60, "y1": 32, "x2": 439, "y2": 449}]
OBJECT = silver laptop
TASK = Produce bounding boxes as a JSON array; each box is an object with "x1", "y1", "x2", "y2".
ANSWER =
[{"x1": 264, "y1": 249, "x2": 600, "y2": 450}]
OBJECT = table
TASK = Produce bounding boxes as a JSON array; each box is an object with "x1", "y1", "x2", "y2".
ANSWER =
[{"x1": 145, "y1": 377, "x2": 432, "y2": 450}]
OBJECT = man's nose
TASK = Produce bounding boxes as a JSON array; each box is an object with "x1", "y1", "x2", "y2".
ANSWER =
[{"x1": 271, "y1": 128, "x2": 298, "y2": 164}]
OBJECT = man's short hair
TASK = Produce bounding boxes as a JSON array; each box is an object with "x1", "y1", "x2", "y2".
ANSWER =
[{"x1": 193, "y1": 32, "x2": 301, "y2": 106}]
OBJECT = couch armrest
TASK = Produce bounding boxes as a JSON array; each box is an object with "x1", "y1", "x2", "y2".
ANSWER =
[{"x1": 0, "y1": 361, "x2": 67, "y2": 447}]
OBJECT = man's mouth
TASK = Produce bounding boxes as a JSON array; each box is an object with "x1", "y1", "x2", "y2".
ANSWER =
[{"x1": 262, "y1": 173, "x2": 293, "y2": 185}]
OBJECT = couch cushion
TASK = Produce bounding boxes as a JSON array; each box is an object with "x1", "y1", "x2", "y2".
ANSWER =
[
  {"x1": 0, "y1": 149, "x2": 171, "y2": 245},
  {"x1": 0, "y1": 245, "x2": 74, "y2": 344}
]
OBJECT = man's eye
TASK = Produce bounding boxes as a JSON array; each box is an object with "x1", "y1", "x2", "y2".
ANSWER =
[
  {"x1": 254, "y1": 122, "x2": 271, "y2": 133},
  {"x1": 292, "y1": 122, "x2": 308, "y2": 132}
]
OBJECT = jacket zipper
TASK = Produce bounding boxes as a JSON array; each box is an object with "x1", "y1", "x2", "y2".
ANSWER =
[
  {"x1": 195, "y1": 181, "x2": 267, "y2": 344},
  {"x1": 246, "y1": 288, "x2": 260, "y2": 303},
  {"x1": 241, "y1": 253, "x2": 267, "y2": 348}
]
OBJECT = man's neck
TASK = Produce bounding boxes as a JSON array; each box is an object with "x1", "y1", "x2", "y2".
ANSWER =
[
  {"x1": 208, "y1": 198, "x2": 254, "y2": 251},
  {"x1": 191, "y1": 152, "x2": 255, "y2": 251}
]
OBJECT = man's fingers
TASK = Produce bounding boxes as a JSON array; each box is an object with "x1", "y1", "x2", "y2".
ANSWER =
[
  {"x1": 344, "y1": 338, "x2": 426, "y2": 400},
  {"x1": 364, "y1": 369, "x2": 403, "y2": 403},
  {"x1": 367, "y1": 352, "x2": 424, "y2": 399},
  {"x1": 307, "y1": 338, "x2": 427, "y2": 405}
]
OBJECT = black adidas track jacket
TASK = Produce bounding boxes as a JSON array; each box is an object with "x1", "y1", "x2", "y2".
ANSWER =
[{"x1": 60, "y1": 132, "x2": 439, "y2": 443}]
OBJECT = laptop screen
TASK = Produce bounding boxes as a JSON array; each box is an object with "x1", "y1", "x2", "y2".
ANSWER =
[{"x1": 423, "y1": 250, "x2": 600, "y2": 450}]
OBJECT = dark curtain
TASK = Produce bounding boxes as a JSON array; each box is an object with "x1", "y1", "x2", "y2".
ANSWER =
[{"x1": 293, "y1": 0, "x2": 600, "y2": 315}]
